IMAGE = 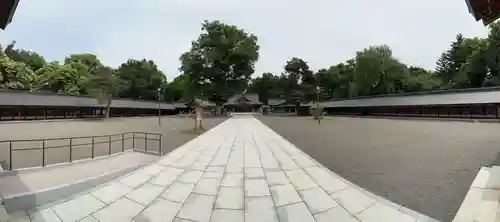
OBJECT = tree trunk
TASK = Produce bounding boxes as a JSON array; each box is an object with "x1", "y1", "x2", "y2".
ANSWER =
[{"x1": 106, "y1": 99, "x2": 111, "y2": 118}]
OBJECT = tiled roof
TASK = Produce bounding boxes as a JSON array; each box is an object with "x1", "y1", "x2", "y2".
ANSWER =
[
  {"x1": 320, "y1": 87, "x2": 500, "y2": 108},
  {"x1": 0, "y1": 89, "x2": 175, "y2": 110}
]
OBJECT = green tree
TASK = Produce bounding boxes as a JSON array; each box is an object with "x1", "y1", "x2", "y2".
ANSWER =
[
  {"x1": 36, "y1": 62, "x2": 85, "y2": 95},
  {"x1": 436, "y1": 34, "x2": 467, "y2": 88},
  {"x1": 163, "y1": 74, "x2": 190, "y2": 102},
  {"x1": 64, "y1": 53, "x2": 102, "y2": 74},
  {"x1": 116, "y1": 59, "x2": 166, "y2": 100},
  {"x1": 283, "y1": 57, "x2": 317, "y2": 104},
  {"x1": 248, "y1": 72, "x2": 280, "y2": 104},
  {"x1": 179, "y1": 20, "x2": 260, "y2": 105},
  {"x1": 485, "y1": 21, "x2": 500, "y2": 86},
  {"x1": 85, "y1": 66, "x2": 127, "y2": 118},
  {"x1": 0, "y1": 55, "x2": 45, "y2": 91},
  {"x1": 405, "y1": 66, "x2": 441, "y2": 92},
  {"x1": 353, "y1": 45, "x2": 408, "y2": 96},
  {"x1": 4, "y1": 41, "x2": 47, "y2": 71}
]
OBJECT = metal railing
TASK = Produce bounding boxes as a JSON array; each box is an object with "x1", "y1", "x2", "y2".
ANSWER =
[{"x1": 0, "y1": 132, "x2": 162, "y2": 171}]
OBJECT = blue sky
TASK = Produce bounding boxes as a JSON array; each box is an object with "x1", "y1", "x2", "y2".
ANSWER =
[{"x1": 0, "y1": 0, "x2": 490, "y2": 80}]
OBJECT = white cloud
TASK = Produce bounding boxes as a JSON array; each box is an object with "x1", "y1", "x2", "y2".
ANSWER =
[{"x1": 0, "y1": 0, "x2": 490, "y2": 80}]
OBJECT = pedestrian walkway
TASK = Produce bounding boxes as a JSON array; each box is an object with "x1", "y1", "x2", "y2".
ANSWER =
[{"x1": 8, "y1": 115, "x2": 437, "y2": 222}]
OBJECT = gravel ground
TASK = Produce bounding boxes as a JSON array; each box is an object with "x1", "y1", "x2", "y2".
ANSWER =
[
  {"x1": 257, "y1": 115, "x2": 500, "y2": 221},
  {"x1": 0, "y1": 116, "x2": 228, "y2": 170}
]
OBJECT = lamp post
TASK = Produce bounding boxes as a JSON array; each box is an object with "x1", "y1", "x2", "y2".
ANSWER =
[
  {"x1": 316, "y1": 86, "x2": 321, "y2": 124},
  {"x1": 157, "y1": 88, "x2": 161, "y2": 126}
]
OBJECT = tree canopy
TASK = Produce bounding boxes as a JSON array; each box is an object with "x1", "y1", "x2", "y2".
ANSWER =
[
  {"x1": 180, "y1": 20, "x2": 260, "y2": 105},
  {"x1": 1, "y1": 20, "x2": 500, "y2": 106}
]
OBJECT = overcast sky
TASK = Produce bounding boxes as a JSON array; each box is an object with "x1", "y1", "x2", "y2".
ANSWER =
[{"x1": 0, "y1": 0, "x2": 490, "y2": 80}]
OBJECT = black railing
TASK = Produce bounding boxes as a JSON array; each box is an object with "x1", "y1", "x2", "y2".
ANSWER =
[{"x1": 0, "y1": 132, "x2": 162, "y2": 171}]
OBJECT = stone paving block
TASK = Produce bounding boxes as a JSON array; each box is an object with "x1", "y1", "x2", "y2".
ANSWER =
[
  {"x1": 269, "y1": 184, "x2": 302, "y2": 207},
  {"x1": 276, "y1": 202, "x2": 316, "y2": 222},
  {"x1": 79, "y1": 215, "x2": 100, "y2": 222},
  {"x1": 357, "y1": 202, "x2": 416, "y2": 222},
  {"x1": 454, "y1": 187, "x2": 500, "y2": 222},
  {"x1": 140, "y1": 164, "x2": 165, "y2": 176},
  {"x1": 119, "y1": 172, "x2": 153, "y2": 189},
  {"x1": 93, "y1": 197, "x2": 145, "y2": 222},
  {"x1": 285, "y1": 169, "x2": 319, "y2": 191},
  {"x1": 173, "y1": 152, "x2": 201, "y2": 168},
  {"x1": 134, "y1": 199, "x2": 182, "y2": 222},
  {"x1": 293, "y1": 154, "x2": 317, "y2": 168},
  {"x1": 189, "y1": 162, "x2": 208, "y2": 170},
  {"x1": 157, "y1": 157, "x2": 176, "y2": 166},
  {"x1": 245, "y1": 150, "x2": 262, "y2": 168},
  {"x1": 304, "y1": 167, "x2": 348, "y2": 193},
  {"x1": 178, "y1": 170, "x2": 203, "y2": 183},
  {"x1": 245, "y1": 179, "x2": 271, "y2": 197},
  {"x1": 30, "y1": 208, "x2": 62, "y2": 222},
  {"x1": 202, "y1": 171, "x2": 224, "y2": 179},
  {"x1": 472, "y1": 167, "x2": 500, "y2": 189},
  {"x1": 272, "y1": 150, "x2": 299, "y2": 170},
  {"x1": 91, "y1": 182, "x2": 133, "y2": 204},
  {"x1": 331, "y1": 187, "x2": 376, "y2": 214},
  {"x1": 150, "y1": 170, "x2": 181, "y2": 187},
  {"x1": 210, "y1": 209, "x2": 244, "y2": 222},
  {"x1": 260, "y1": 154, "x2": 281, "y2": 170},
  {"x1": 162, "y1": 182, "x2": 195, "y2": 203},
  {"x1": 246, "y1": 168, "x2": 265, "y2": 179},
  {"x1": 164, "y1": 167, "x2": 185, "y2": 176},
  {"x1": 226, "y1": 151, "x2": 244, "y2": 173},
  {"x1": 245, "y1": 196, "x2": 279, "y2": 222},
  {"x1": 194, "y1": 178, "x2": 221, "y2": 195},
  {"x1": 206, "y1": 166, "x2": 225, "y2": 173},
  {"x1": 177, "y1": 194, "x2": 216, "y2": 222},
  {"x1": 216, "y1": 187, "x2": 244, "y2": 209},
  {"x1": 210, "y1": 148, "x2": 232, "y2": 166},
  {"x1": 8, "y1": 210, "x2": 31, "y2": 222},
  {"x1": 222, "y1": 173, "x2": 244, "y2": 187},
  {"x1": 314, "y1": 206, "x2": 359, "y2": 222},
  {"x1": 126, "y1": 183, "x2": 165, "y2": 205},
  {"x1": 299, "y1": 187, "x2": 338, "y2": 214},
  {"x1": 266, "y1": 171, "x2": 290, "y2": 186},
  {"x1": 52, "y1": 194, "x2": 106, "y2": 222},
  {"x1": 172, "y1": 218, "x2": 192, "y2": 222}
]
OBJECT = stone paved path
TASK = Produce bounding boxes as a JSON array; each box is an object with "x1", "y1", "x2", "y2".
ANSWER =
[{"x1": 9, "y1": 115, "x2": 437, "y2": 222}]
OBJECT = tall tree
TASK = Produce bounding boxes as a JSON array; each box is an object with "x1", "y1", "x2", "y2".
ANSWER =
[
  {"x1": 163, "y1": 74, "x2": 190, "y2": 102},
  {"x1": 4, "y1": 41, "x2": 47, "y2": 71},
  {"x1": 64, "y1": 53, "x2": 102, "y2": 75},
  {"x1": 0, "y1": 55, "x2": 45, "y2": 91},
  {"x1": 353, "y1": 45, "x2": 408, "y2": 96},
  {"x1": 84, "y1": 67, "x2": 127, "y2": 118},
  {"x1": 436, "y1": 34, "x2": 467, "y2": 88},
  {"x1": 116, "y1": 59, "x2": 166, "y2": 100},
  {"x1": 248, "y1": 72, "x2": 280, "y2": 104},
  {"x1": 283, "y1": 57, "x2": 317, "y2": 104},
  {"x1": 180, "y1": 20, "x2": 260, "y2": 105}
]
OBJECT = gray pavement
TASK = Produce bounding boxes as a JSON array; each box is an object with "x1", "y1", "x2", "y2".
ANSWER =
[
  {"x1": 8, "y1": 115, "x2": 434, "y2": 222},
  {"x1": 257, "y1": 115, "x2": 499, "y2": 221}
]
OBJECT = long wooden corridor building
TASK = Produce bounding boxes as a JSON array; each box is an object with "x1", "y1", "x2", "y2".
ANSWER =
[
  {"x1": 0, "y1": 89, "x2": 177, "y2": 121},
  {"x1": 320, "y1": 87, "x2": 500, "y2": 119}
]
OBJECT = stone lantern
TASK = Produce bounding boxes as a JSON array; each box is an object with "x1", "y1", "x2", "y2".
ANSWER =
[{"x1": 191, "y1": 98, "x2": 205, "y2": 132}]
